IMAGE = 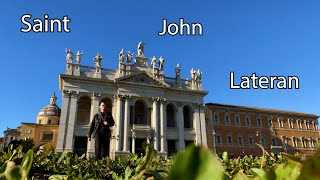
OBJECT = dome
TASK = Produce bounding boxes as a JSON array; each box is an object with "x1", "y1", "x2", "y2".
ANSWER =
[{"x1": 38, "y1": 93, "x2": 61, "y2": 117}]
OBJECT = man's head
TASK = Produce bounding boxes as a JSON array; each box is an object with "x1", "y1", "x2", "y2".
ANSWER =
[{"x1": 99, "y1": 101, "x2": 106, "y2": 113}]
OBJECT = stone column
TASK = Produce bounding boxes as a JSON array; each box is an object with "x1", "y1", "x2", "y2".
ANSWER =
[
  {"x1": 56, "y1": 90, "x2": 71, "y2": 152},
  {"x1": 199, "y1": 105, "x2": 207, "y2": 147},
  {"x1": 193, "y1": 104, "x2": 202, "y2": 146},
  {"x1": 132, "y1": 131, "x2": 136, "y2": 154},
  {"x1": 160, "y1": 98, "x2": 167, "y2": 152},
  {"x1": 177, "y1": 103, "x2": 185, "y2": 150},
  {"x1": 64, "y1": 91, "x2": 79, "y2": 152},
  {"x1": 87, "y1": 92, "x2": 100, "y2": 157},
  {"x1": 123, "y1": 95, "x2": 131, "y2": 152},
  {"x1": 115, "y1": 94, "x2": 123, "y2": 151},
  {"x1": 152, "y1": 97, "x2": 159, "y2": 151}
]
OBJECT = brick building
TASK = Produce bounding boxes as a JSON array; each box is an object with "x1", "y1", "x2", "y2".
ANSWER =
[{"x1": 205, "y1": 103, "x2": 319, "y2": 157}]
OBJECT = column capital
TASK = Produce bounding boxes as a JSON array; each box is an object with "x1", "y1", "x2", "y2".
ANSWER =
[
  {"x1": 117, "y1": 94, "x2": 126, "y2": 99},
  {"x1": 152, "y1": 97, "x2": 160, "y2": 102},
  {"x1": 62, "y1": 90, "x2": 71, "y2": 97},
  {"x1": 71, "y1": 90, "x2": 79, "y2": 98},
  {"x1": 92, "y1": 92, "x2": 101, "y2": 99},
  {"x1": 159, "y1": 98, "x2": 166, "y2": 104},
  {"x1": 124, "y1": 94, "x2": 132, "y2": 100}
]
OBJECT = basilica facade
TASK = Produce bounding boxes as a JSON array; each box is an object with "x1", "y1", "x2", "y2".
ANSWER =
[{"x1": 56, "y1": 42, "x2": 208, "y2": 158}]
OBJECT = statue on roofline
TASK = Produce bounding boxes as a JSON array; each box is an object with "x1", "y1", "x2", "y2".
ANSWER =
[
  {"x1": 190, "y1": 68, "x2": 197, "y2": 81},
  {"x1": 175, "y1": 63, "x2": 181, "y2": 78},
  {"x1": 93, "y1": 52, "x2": 102, "y2": 68},
  {"x1": 76, "y1": 51, "x2": 83, "y2": 64},
  {"x1": 126, "y1": 51, "x2": 133, "y2": 64},
  {"x1": 158, "y1": 56, "x2": 165, "y2": 71},
  {"x1": 65, "y1": 48, "x2": 73, "y2": 63},
  {"x1": 197, "y1": 69, "x2": 202, "y2": 82},
  {"x1": 137, "y1": 41, "x2": 144, "y2": 56},
  {"x1": 119, "y1": 49, "x2": 125, "y2": 63},
  {"x1": 151, "y1": 56, "x2": 157, "y2": 69}
]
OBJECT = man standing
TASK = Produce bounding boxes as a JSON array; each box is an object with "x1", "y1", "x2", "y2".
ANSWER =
[{"x1": 88, "y1": 101, "x2": 114, "y2": 159}]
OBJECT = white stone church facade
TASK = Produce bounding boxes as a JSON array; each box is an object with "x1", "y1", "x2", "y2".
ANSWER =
[{"x1": 56, "y1": 42, "x2": 208, "y2": 158}]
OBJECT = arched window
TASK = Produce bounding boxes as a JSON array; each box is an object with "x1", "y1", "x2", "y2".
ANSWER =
[
  {"x1": 183, "y1": 106, "x2": 192, "y2": 128},
  {"x1": 167, "y1": 104, "x2": 175, "y2": 128},
  {"x1": 77, "y1": 96, "x2": 91, "y2": 125},
  {"x1": 135, "y1": 100, "x2": 147, "y2": 124}
]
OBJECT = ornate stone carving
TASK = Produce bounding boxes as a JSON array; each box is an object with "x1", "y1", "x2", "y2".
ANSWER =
[
  {"x1": 124, "y1": 94, "x2": 132, "y2": 100},
  {"x1": 160, "y1": 98, "x2": 166, "y2": 103},
  {"x1": 119, "y1": 49, "x2": 125, "y2": 63},
  {"x1": 71, "y1": 90, "x2": 79, "y2": 97},
  {"x1": 92, "y1": 92, "x2": 101, "y2": 99},
  {"x1": 93, "y1": 52, "x2": 102, "y2": 68},
  {"x1": 75, "y1": 51, "x2": 83, "y2": 64},
  {"x1": 65, "y1": 49, "x2": 73, "y2": 63},
  {"x1": 152, "y1": 97, "x2": 160, "y2": 102},
  {"x1": 62, "y1": 90, "x2": 71, "y2": 97}
]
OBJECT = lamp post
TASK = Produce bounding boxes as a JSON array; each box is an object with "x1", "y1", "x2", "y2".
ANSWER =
[{"x1": 213, "y1": 130, "x2": 216, "y2": 154}]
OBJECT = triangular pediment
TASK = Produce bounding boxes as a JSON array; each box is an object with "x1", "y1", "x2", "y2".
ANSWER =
[{"x1": 115, "y1": 72, "x2": 170, "y2": 88}]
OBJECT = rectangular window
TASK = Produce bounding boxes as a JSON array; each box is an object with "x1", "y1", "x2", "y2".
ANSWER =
[
  {"x1": 25, "y1": 129, "x2": 31, "y2": 134},
  {"x1": 214, "y1": 114, "x2": 219, "y2": 124},
  {"x1": 297, "y1": 120, "x2": 302, "y2": 130},
  {"x1": 278, "y1": 118, "x2": 284, "y2": 128},
  {"x1": 227, "y1": 135, "x2": 232, "y2": 145},
  {"x1": 305, "y1": 121, "x2": 310, "y2": 130},
  {"x1": 272, "y1": 138, "x2": 276, "y2": 146},
  {"x1": 246, "y1": 116, "x2": 251, "y2": 126},
  {"x1": 268, "y1": 117, "x2": 273, "y2": 127},
  {"x1": 261, "y1": 137, "x2": 265, "y2": 146},
  {"x1": 289, "y1": 119, "x2": 294, "y2": 129},
  {"x1": 257, "y1": 118, "x2": 262, "y2": 127},
  {"x1": 248, "y1": 137, "x2": 253, "y2": 146},
  {"x1": 238, "y1": 136, "x2": 243, "y2": 146},
  {"x1": 235, "y1": 115, "x2": 240, "y2": 126},
  {"x1": 225, "y1": 114, "x2": 230, "y2": 125},
  {"x1": 48, "y1": 119, "x2": 52, "y2": 124},
  {"x1": 216, "y1": 135, "x2": 221, "y2": 144},
  {"x1": 42, "y1": 132, "x2": 53, "y2": 141}
]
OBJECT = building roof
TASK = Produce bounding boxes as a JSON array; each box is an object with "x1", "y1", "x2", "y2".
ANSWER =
[
  {"x1": 206, "y1": 102, "x2": 319, "y2": 119},
  {"x1": 38, "y1": 93, "x2": 61, "y2": 117}
]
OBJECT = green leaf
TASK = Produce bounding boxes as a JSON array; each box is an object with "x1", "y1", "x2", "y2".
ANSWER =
[
  {"x1": 4, "y1": 161, "x2": 23, "y2": 180},
  {"x1": 222, "y1": 151, "x2": 230, "y2": 165},
  {"x1": 21, "y1": 149, "x2": 34, "y2": 178},
  {"x1": 250, "y1": 168, "x2": 265, "y2": 177},
  {"x1": 48, "y1": 174, "x2": 68, "y2": 180},
  {"x1": 297, "y1": 149, "x2": 320, "y2": 180},
  {"x1": 274, "y1": 162, "x2": 300, "y2": 179},
  {"x1": 124, "y1": 166, "x2": 133, "y2": 180},
  {"x1": 281, "y1": 153, "x2": 302, "y2": 166},
  {"x1": 168, "y1": 145, "x2": 225, "y2": 180}
]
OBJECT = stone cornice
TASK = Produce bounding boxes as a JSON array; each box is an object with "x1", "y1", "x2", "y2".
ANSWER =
[{"x1": 60, "y1": 73, "x2": 208, "y2": 96}]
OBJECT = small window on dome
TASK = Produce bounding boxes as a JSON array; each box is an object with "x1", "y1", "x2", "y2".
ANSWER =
[
  {"x1": 39, "y1": 119, "x2": 42, "y2": 124},
  {"x1": 48, "y1": 119, "x2": 52, "y2": 124}
]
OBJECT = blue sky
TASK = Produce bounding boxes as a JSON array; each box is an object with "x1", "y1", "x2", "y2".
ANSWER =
[{"x1": 0, "y1": 1, "x2": 319, "y2": 134}]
